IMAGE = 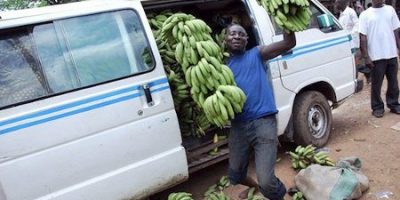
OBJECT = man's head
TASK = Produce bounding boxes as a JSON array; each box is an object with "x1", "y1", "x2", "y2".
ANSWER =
[
  {"x1": 335, "y1": 0, "x2": 349, "y2": 12},
  {"x1": 225, "y1": 24, "x2": 248, "y2": 54},
  {"x1": 371, "y1": 0, "x2": 384, "y2": 7}
]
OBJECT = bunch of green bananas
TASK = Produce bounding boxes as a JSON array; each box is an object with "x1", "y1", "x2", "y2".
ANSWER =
[
  {"x1": 217, "y1": 176, "x2": 230, "y2": 190},
  {"x1": 204, "y1": 191, "x2": 230, "y2": 200},
  {"x1": 204, "y1": 176, "x2": 231, "y2": 200},
  {"x1": 292, "y1": 191, "x2": 306, "y2": 200},
  {"x1": 257, "y1": 0, "x2": 311, "y2": 32},
  {"x1": 160, "y1": 13, "x2": 214, "y2": 72},
  {"x1": 149, "y1": 12, "x2": 176, "y2": 66},
  {"x1": 204, "y1": 176, "x2": 230, "y2": 195},
  {"x1": 203, "y1": 85, "x2": 246, "y2": 127},
  {"x1": 168, "y1": 192, "x2": 193, "y2": 200},
  {"x1": 167, "y1": 69, "x2": 190, "y2": 103},
  {"x1": 214, "y1": 28, "x2": 230, "y2": 61},
  {"x1": 148, "y1": 10, "x2": 173, "y2": 30},
  {"x1": 186, "y1": 58, "x2": 236, "y2": 107},
  {"x1": 289, "y1": 145, "x2": 316, "y2": 169},
  {"x1": 289, "y1": 145, "x2": 335, "y2": 170},
  {"x1": 244, "y1": 188, "x2": 265, "y2": 200},
  {"x1": 312, "y1": 151, "x2": 335, "y2": 166},
  {"x1": 160, "y1": 13, "x2": 247, "y2": 128},
  {"x1": 148, "y1": 12, "x2": 214, "y2": 138},
  {"x1": 169, "y1": 68, "x2": 212, "y2": 137}
]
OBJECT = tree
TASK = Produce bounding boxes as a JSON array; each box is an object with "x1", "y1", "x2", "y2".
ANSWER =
[{"x1": 0, "y1": 0, "x2": 79, "y2": 10}]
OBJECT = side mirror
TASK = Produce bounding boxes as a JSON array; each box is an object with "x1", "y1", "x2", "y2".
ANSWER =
[{"x1": 317, "y1": 14, "x2": 335, "y2": 29}]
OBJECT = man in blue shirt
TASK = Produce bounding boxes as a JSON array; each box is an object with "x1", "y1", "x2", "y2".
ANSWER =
[{"x1": 225, "y1": 24, "x2": 296, "y2": 200}]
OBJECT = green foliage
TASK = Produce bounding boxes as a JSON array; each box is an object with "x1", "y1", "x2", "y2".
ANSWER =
[
  {"x1": 0, "y1": 0, "x2": 39, "y2": 10},
  {"x1": 0, "y1": 0, "x2": 80, "y2": 11}
]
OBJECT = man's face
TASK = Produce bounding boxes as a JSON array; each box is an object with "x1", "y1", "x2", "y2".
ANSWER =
[
  {"x1": 225, "y1": 25, "x2": 248, "y2": 54},
  {"x1": 372, "y1": 0, "x2": 384, "y2": 7},
  {"x1": 335, "y1": 1, "x2": 346, "y2": 11}
]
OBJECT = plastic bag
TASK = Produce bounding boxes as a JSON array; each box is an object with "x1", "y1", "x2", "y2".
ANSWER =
[{"x1": 295, "y1": 157, "x2": 369, "y2": 200}]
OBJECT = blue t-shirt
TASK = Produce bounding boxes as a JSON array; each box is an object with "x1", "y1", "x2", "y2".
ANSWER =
[{"x1": 227, "y1": 47, "x2": 278, "y2": 122}]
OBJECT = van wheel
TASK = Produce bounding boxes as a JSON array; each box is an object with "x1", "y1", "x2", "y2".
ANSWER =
[{"x1": 293, "y1": 91, "x2": 332, "y2": 147}]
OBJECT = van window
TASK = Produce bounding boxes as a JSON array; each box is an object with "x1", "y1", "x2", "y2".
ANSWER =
[
  {"x1": 0, "y1": 29, "x2": 50, "y2": 107},
  {"x1": 271, "y1": 3, "x2": 340, "y2": 34},
  {"x1": 0, "y1": 10, "x2": 154, "y2": 108}
]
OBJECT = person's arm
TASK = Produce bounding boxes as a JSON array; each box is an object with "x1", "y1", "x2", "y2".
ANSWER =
[
  {"x1": 258, "y1": 31, "x2": 296, "y2": 61},
  {"x1": 351, "y1": 10, "x2": 359, "y2": 35},
  {"x1": 391, "y1": 8, "x2": 400, "y2": 53},
  {"x1": 358, "y1": 13, "x2": 373, "y2": 68},
  {"x1": 395, "y1": 28, "x2": 400, "y2": 52},
  {"x1": 360, "y1": 33, "x2": 373, "y2": 68}
]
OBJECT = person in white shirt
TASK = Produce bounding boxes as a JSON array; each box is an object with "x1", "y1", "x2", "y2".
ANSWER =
[
  {"x1": 336, "y1": 0, "x2": 359, "y2": 49},
  {"x1": 336, "y1": 0, "x2": 371, "y2": 83},
  {"x1": 351, "y1": 0, "x2": 365, "y2": 16},
  {"x1": 359, "y1": 0, "x2": 400, "y2": 118}
]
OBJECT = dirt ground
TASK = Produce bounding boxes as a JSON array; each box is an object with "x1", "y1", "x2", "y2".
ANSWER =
[{"x1": 152, "y1": 74, "x2": 400, "y2": 200}]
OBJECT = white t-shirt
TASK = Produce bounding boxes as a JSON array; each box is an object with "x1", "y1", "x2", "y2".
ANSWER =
[
  {"x1": 359, "y1": 5, "x2": 400, "y2": 61},
  {"x1": 339, "y1": 6, "x2": 360, "y2": 48}
]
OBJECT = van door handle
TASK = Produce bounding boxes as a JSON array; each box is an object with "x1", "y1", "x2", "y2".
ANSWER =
[
  {"x1": 142, "y1": 84, "x2": 154, "y2": 106},
  {"x1": 282, "y1": 61, "x2": 288, "y2": 70}
]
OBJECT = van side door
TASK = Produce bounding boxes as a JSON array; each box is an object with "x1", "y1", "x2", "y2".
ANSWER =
[{"x1": 0, "y1": 1, "x2": 187, "y2": 200}]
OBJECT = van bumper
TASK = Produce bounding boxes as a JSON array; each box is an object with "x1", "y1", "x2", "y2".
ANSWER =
[{"x1": 355, "y1": 79, "x2": 363, "y2": 93}]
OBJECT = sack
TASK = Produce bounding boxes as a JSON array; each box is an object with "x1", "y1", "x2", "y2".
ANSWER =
[{"x1": 295, "y1": 157, "x2": 369, "y2": 200}]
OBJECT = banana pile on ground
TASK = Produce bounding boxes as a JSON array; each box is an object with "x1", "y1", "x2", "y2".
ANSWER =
[
  {"x1": 217, "y1": 176, "x2": 230, "y2": 190},
  {"x1": 256, "y1": 0, "x2": 311, "y2": 32},
  {"x1": 312, "y1": 150, "x2": 335, "y2": 166},
  {"x1": 160, "y1": 13, "x2": 246, "y2": 128},
  {"x1": 204, "y1": 176, "x2": 230, "y2": 200},
  {"x1": 204, "y1": 191, "x2": 230, "y2": 200},
  {"x1": 168, "y1": 192, "x2": 194, "y2": 200},
  {"x1": 148, "y1": 12, "x2": 213, "y2": 137},
  {"x1": 292, "y1": 191, "x2": 306, "y2": 200},
  {"x1": 289, "y1": 145, "x2": 335, "y2": 170},
  {"x1": 244, "y1": 188, "x2": 265, "y2": 200}
]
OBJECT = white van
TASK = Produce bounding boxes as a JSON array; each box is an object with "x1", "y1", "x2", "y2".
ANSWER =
[{"x1": 0, "y1": 0, "x2": 360, "y2": 199}]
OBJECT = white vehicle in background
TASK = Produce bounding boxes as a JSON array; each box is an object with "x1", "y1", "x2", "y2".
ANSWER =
[{"x1": 0, "y1": 0, "x2": 361, "y2": 199}]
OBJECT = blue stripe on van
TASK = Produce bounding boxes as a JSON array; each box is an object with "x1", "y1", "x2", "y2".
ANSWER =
[
  {"x1": 0, "y1": 77, "x2": 169, "y2": 135},
  {"x1": 268, "y1": 35, "x2": 351, "y2": 63}
]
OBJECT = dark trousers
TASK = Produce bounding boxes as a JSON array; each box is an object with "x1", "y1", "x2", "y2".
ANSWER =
[
  {"x1": 370, "y1": 57, "x2": 400, "y2": 111},
  {"x1": 229, "y1": 116, "x2": 286, "y2": 200}
]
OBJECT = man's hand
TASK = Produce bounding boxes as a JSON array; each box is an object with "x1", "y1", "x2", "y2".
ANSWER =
[
  {"x1": 259, "y1": 31, "x2": 296, "y2": 61},
  {"x1": 359, "y1": 34, "x2": 373, "y2": 68},
  {"x1": 365, "y1": 56, "x2": 374, "y2": 68}
]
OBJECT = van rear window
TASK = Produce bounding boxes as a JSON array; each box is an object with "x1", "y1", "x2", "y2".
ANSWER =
[{"x1": 0, "y1": 10, "x2": 154, "y2": 108}]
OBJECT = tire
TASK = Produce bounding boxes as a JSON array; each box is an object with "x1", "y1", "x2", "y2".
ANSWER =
[{"x1": 293, "y1": 91, "x2": 332, "y2": 147}]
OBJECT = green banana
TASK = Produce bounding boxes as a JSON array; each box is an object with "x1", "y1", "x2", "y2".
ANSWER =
[
  {"x1": 175, "y1": 43, "x2": 184, "y2": 63},
  {"x1": 289, "y1": 151, "x2": 300, "y2": 160},
  {"x1": 154, "y1": 11, "x2": 248, "y2": 130}
]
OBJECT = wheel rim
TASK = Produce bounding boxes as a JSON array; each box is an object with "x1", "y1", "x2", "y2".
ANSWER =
[{"x1": 307, "y1": 104, "x2": 327, "y2": 139}]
